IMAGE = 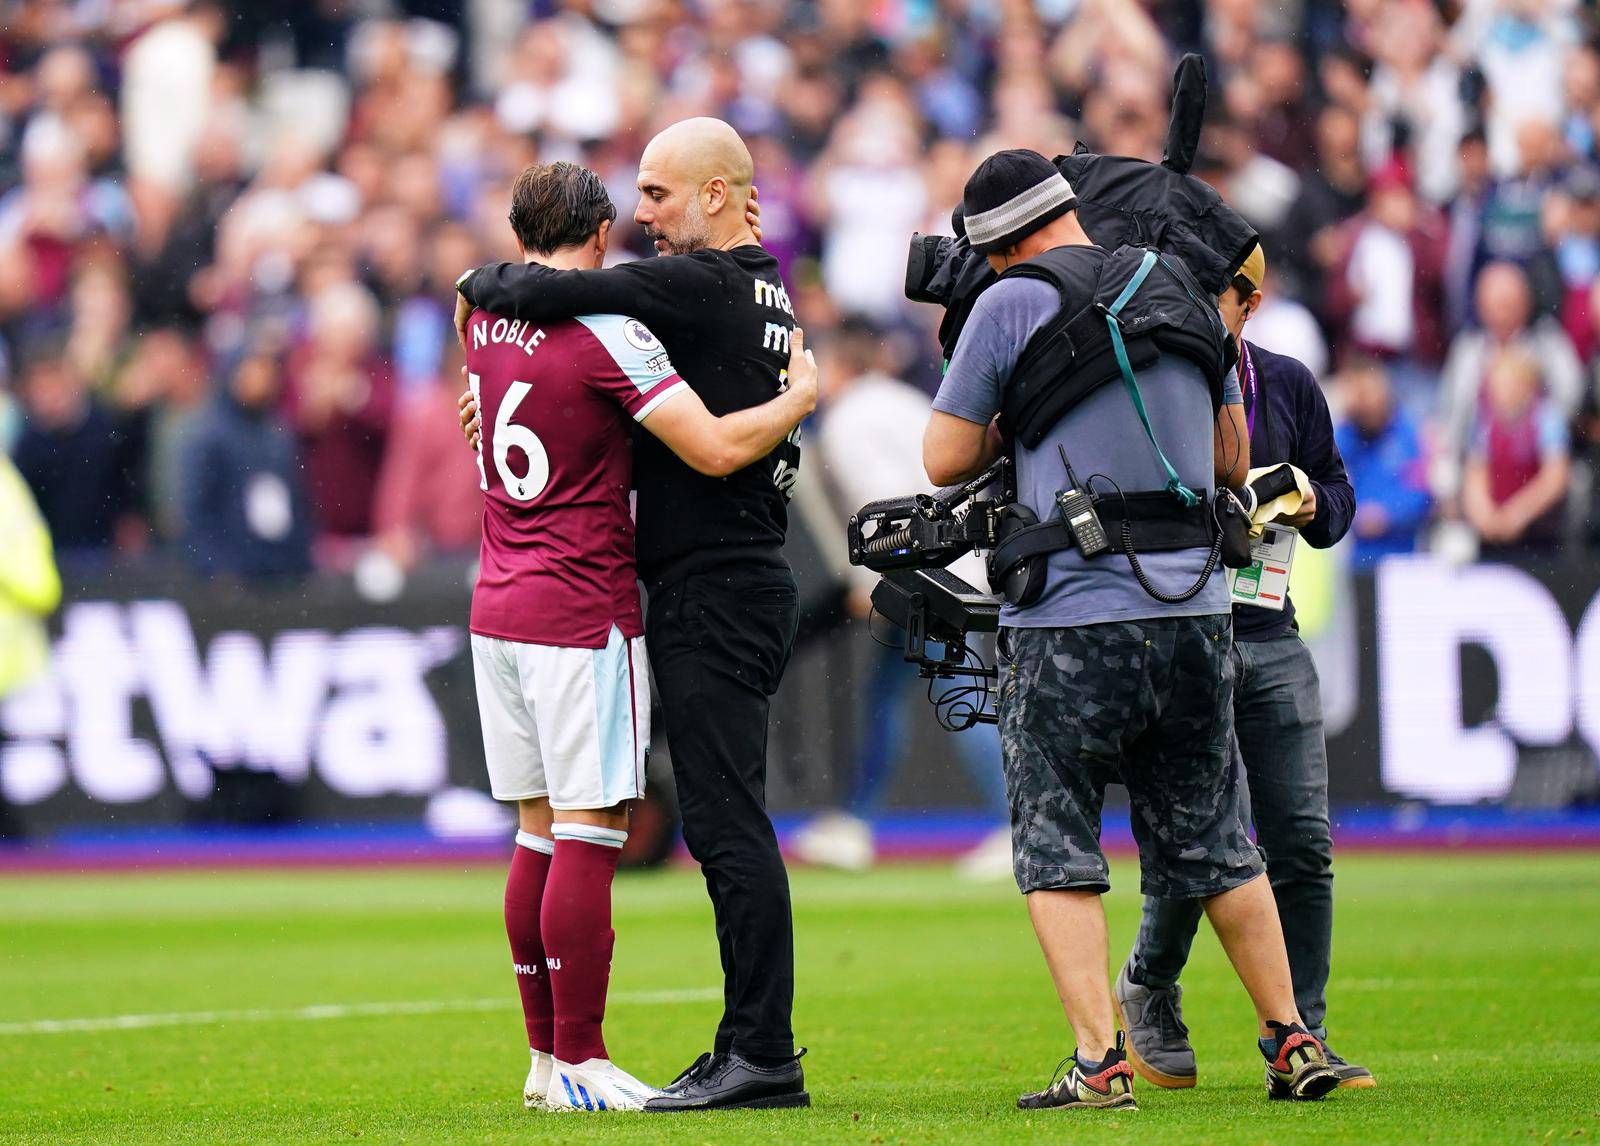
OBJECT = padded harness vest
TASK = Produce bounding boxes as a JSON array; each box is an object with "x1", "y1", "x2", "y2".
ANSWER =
[
  {"x1": 986, "y1": 244, "x2": 1239, "y2": 605},
  {"x1": 998, "y1": 243, "x2": 1233, "y2": 449}
]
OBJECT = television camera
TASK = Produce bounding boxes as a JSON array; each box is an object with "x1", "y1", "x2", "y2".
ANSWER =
[{"x1": 843, "y1": 456, "x2": 1305, "y2": 731}]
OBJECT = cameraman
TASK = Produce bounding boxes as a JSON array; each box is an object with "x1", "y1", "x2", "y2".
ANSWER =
[
  {"x1": 1117, "y1": 247, "x2": 1371, "y2": 1089},
  {"x1": 923, "y1": 150, "x2": 1335, "y2": 1111}
]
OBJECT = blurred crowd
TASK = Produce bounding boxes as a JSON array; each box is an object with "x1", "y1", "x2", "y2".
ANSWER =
[{"x1": 1, "y1": 0, "x2": 1598, "y2": 582}]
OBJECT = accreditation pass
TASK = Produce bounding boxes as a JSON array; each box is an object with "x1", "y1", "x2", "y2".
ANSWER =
[{"x1": 1227, "y1": 524, "x2": 1297, "y2": 611}]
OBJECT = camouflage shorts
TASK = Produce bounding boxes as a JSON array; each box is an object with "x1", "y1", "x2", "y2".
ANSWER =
[{"x1": 998, "y1": 616, "x2": 1264, "y2": 899}]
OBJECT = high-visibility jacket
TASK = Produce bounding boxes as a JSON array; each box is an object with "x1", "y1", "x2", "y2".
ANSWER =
[{"x1": 0, "y1": 453, "x2": 61, "y2": 696}]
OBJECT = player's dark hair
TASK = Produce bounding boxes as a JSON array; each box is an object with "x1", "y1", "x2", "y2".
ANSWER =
[
  {"x1": 508, "y1": 162, "x2": 618, "y2": 255},
  {"x1": 1230, "y1": 273, "x2": 1256, "y2": 303}
]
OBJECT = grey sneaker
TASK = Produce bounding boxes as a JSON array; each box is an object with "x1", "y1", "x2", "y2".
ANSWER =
[
  {"x1": 1113, "y1": 962, "x2": 1196, "y2": 1089},
  {"x1": 1322, "y1": 1041, "x2": 1376, "y2": 1089}
]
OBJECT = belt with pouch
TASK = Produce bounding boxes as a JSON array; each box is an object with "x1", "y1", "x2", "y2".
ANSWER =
[{"x1": 986, "y1": 490, "x2": 1220, "y2": 607}]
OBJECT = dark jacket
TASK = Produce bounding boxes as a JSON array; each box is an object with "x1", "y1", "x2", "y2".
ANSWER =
[
  {"x1": 12, "y1": 399, "x2": 135, "y2": 563},
  {"x1": 179, "y1": 397, "x2": 313, "y2": 581},
  {"x1": 1235, "y1": 339, "x2": 1355, "y2": 642}
]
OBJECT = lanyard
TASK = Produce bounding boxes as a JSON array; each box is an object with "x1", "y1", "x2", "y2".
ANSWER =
[{"x1": 1240, "y1": 340, "x2": 1259, "y2": 439}]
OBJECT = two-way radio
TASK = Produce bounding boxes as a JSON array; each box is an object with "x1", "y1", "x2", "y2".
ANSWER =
[{"x1": 1054, "y1": 445, "x2": 1110, "y2": 559}]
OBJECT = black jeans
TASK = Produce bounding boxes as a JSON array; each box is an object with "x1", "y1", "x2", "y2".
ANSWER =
[
  {"x1": 646, "y1": 562, "x2": 800, "y2": 1060},
  {"x1": 1129, "y1": 633, "x2": 1336, "y2": 1034}
]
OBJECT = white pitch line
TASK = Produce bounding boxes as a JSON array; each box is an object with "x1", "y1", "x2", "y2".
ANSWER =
[
  {"x1": 1338, "y1": 976, "x2": 1600, "y2": 992},
  {"x1": 0, "y1": 987, "x2": 722, "y2": 1037}
]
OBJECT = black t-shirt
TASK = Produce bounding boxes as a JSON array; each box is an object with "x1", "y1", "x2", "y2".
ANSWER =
[{"x1": 460, "y1": 246, "x2": 800, "y2": 585}]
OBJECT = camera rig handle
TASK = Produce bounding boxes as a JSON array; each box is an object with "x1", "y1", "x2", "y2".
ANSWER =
[{"x1": 847, "y1": 458, "x2": 1013, "y2": 573}]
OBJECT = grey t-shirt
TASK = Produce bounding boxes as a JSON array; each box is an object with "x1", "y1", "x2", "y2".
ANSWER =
[{"x1": 932, "y1": 273, "x2": 1243, "y2": 628}]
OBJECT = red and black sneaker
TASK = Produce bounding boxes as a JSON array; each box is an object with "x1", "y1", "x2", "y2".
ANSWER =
[
  {"x1": 1262, "y1": 1021, "x2": 1340, "y2": 1101},
  {"x1": 1018, "y1": 1032, "x2": 1138, "y2": 1112}
]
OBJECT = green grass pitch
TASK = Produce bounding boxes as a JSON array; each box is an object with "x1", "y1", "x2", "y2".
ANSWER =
[{"x1": 2, "y1": 852, "x2": 1597, "y2": 1143}]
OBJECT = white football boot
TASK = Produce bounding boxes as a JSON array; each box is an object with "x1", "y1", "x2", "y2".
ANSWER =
[
  {"x1": 524, "y1": 1049, "x2": 556, "y2": 1110},
  {"x1": 791, "y1": 812, "x2": 874, "y2": 872},
  {"x1": 956, "y1": 826, "x2": 1015, "y2": 882},
  {"x1": 547, "y1": 1058, "x2": 660, "y2": 1112}
]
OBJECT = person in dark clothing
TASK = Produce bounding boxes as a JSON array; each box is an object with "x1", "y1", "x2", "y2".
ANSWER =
[
  {"x1": 1276, "y1": 104, "x2": 1368, "y2": 313},
  {"x1": 179, "y1": 344, "x2": 313, "y2": 582},
  {"x1": 456, "y1": 118, "x2": 807, "y2": 1112},
  {"x1": 1115, "y1": 245, "x2": 1374, "y2": 1090},
  {"x1": 11, "y1": 336, "x2": 138, "y2": 567}
]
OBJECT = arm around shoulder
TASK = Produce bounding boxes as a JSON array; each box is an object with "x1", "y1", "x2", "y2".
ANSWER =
[
  {"x1": 641, "y1": 326, "x2": 817, "y2": 477},
  {"x1": 461, "y1": 257, "x2": 716, "y2": 331}
]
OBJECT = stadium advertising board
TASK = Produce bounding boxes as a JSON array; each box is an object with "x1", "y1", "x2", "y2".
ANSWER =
[
  {"x1": 1, "y1": 557, "x2": 1596, "y2": 829},
  {"x1": 1369, "y1": 559, "x2": 1600, "y2": 804}
]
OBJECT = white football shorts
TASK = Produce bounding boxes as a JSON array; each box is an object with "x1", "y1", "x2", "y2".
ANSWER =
[{"x1": 470, "y1": 625, "x2": 650, "y2": 809}]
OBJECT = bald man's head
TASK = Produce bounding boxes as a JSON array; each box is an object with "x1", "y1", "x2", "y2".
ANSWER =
[
  {"x1": 634, "y1": 118, "x2": 756, "y2": 255},
  {"x1": 645, "y1": 117, "x2": 755, "y2": 189}
]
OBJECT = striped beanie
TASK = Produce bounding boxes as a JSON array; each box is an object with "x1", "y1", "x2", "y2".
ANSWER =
[{"x1": 961, "y1": 149, "x2": 1078, "y2": 256}]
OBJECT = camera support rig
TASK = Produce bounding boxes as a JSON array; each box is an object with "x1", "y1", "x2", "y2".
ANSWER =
[
  {"x1": 846, "y1": 459, "x2": 1012, "y2": 724},
  {"x1": 870, "y1": 566, "x2": 998, "y2": 675}
]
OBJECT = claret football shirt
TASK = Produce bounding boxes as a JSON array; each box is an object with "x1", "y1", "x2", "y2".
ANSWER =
[
  {"x1": 466, "y1": 309, "x2": 686, "y2": 648},
  {"x1": 460, "y1": 245, "x2": 800, "y2": 584}
]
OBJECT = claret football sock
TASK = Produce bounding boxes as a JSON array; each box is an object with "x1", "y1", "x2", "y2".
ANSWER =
[
  {"x1": 506, "y1": 831, "x2": 556, "y2": 1054},
  {"x1": 543, "y1": 824, "x2": 626, "y2": 1065}
]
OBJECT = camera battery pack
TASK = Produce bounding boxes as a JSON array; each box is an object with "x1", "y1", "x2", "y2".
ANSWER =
[{"x1": 1055, "y1": 488, "x2": 1110, "y2": 558}]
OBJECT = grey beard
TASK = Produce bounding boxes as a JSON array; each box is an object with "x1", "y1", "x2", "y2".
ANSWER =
[{"x1": 662, "y1": 206, "x2": 712, "y2": 254}]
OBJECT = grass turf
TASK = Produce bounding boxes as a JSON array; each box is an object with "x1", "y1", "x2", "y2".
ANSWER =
[{"x1": 1, "y1": 853, "x2": 1596, "y2": 1144}]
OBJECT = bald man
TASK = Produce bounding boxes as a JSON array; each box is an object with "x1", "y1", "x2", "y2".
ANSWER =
[{"x1": 456, "y1": 118, "x2": 809, "y2": 1112}]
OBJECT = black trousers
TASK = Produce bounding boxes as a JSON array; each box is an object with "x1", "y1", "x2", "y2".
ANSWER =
[{"x1": 646, "y1": 562, "x2": 799, "y2": 1060}]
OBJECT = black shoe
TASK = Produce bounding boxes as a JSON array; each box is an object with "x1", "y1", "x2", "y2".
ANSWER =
[
  {"x1": 659, "y1": 1052, "x2": 716, "y2": 1096},
  {"x1": 643, "y1": 1049, "x2": 810, "y2": 1111}
]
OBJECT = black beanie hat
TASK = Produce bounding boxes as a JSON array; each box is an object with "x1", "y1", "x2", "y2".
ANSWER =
[{"x1": 962, "y1": 149, "x2": 1078, "y2": 255}]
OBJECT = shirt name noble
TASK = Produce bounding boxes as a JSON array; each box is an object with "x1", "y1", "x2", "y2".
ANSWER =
[{"x1": 473, "y1": 317, "x2": 547, "y2": 356}]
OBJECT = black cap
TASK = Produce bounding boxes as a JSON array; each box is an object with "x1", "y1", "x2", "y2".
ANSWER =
[{"x1": 961, "y1": 149, "x2": 1077, "y2": 255}]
